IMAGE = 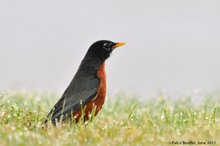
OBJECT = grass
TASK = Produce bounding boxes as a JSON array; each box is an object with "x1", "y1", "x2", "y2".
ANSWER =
[{"x1": 0, "y1": 91, "x2": 220, "y2": 146}]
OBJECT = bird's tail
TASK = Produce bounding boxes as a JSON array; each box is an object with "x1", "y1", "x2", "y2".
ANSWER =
[{"x1": 42, "y1": 108, "x2": 54, "y2": 128}]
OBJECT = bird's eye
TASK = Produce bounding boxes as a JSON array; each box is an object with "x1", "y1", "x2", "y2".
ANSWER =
[{"x1": 103, "y1": 43, "x2": 111, "y2": 51}]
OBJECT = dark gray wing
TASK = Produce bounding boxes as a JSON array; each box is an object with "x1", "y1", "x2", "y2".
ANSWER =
[{"x1": 46, "y1": 71, "x2": 100, "y2": 125}]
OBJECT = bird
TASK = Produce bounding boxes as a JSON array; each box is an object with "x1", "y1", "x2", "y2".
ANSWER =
[{"x1": 44, "y1": 40, "x2": 125, "y2": 125}]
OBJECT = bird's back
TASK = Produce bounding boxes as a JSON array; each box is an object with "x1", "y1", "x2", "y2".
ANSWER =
[{"x1": 45, "y1": 54, "x2": 102, "y2": 124}]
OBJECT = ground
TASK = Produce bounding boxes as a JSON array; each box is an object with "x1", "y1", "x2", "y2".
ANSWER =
[{"x1": 0, "y1": 91, "x2": 220, "y2": 146}]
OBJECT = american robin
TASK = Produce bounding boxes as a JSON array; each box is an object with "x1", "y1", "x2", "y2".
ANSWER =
[{"x1": 45, "y1": 40, "x2": 125, "y2": 125}]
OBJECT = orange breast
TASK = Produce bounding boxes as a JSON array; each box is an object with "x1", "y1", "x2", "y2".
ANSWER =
[{"x1": 73, "y1": 63, "x2": 106, "y2": 122}]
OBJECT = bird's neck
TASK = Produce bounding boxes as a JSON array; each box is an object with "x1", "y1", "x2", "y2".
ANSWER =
[{"x1": 79, "y1": 52, "x2": 104, "y2": 74}]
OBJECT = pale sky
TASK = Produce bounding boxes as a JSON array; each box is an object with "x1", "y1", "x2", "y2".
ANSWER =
[{"x1": 1, "y1": 0, "x2": 220, "y2": 97}]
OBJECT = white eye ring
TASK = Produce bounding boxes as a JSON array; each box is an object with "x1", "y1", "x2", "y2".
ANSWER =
[
  {"x1": 103, "y1": 43, "x2": 108, "y2": 47},
  {"x1": 103, "y1": 43, "x2": 111, "y2": 51}
]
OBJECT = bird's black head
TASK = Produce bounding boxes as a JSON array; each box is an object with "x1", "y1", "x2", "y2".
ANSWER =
[{"x1": 87, "y1": 40, "x2": 125, "y2": 62}]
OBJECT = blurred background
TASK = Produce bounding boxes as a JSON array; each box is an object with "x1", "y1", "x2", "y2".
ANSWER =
[{"x1": 0, "y1": 0, "x2": 220, "y2": 98}]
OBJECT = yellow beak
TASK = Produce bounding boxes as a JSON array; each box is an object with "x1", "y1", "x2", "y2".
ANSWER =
[{"x1": 113, "y1": 42, "x2": 126, "y2": 49}]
